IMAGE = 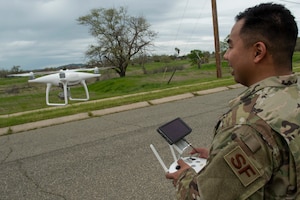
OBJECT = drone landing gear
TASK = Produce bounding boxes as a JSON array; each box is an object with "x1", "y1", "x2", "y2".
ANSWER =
[
  {"x1": 46, "y1": 80, "x2": 90, "y2": 106},
  {"x1": 69, "y1": 80, "x2": 90, "y2": 101}
]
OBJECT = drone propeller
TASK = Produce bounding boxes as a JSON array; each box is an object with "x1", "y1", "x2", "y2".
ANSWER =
[
  {"x1": 72, "y1": 66, "x2": 115, "y2": 74},
  {"x1": 70, "y1": 67, "x2": 100, "y2": 74},
  {"x1": 7, "y1": 72, "x2": 35, "y2": 79}
]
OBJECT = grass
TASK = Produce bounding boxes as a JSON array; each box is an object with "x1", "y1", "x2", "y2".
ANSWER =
[{"x1": 1, "y1": 52, "x2": 300, "y2": 129}]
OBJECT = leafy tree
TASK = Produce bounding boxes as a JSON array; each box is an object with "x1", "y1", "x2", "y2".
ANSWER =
[
  {"x1": 175, "y1": 47, "x2": 180, "y2": 56},
  {"x1": 220, "y1": 35, "x2": 229, "y2": 56},
  {"x1": 77, "y1": 7, "x2": 157, "y2": 77},
  {"x1": 0, "y1": 69, "x2": 9, "y2": 78},
  {"x1": 187, "y1": 50, "x2": 210, "y2": 69},
  {"x1": 11, "y1": 65, "x2": 21, "y2": 73}
]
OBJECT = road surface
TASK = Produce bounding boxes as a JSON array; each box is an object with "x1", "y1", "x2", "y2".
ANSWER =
[{"x1": 0, "y1": 87, "x2": 244, "y2": 200}]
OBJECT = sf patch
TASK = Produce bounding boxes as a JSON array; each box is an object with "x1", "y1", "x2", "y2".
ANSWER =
[{"x1": 224, "y1": 146, "x2": 261, "y2": 187}]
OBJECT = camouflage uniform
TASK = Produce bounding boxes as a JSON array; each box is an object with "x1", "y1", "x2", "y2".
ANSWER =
[{"x1": 176, "y1": 74, "x2": 300, "y2": 200}]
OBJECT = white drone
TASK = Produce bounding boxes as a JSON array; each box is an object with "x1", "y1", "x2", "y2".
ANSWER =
[{"x1": 8, "y1": 67, "x2": 101, "y2": 106}]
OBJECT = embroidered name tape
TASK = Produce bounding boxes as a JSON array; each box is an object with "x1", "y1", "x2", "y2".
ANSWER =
[{"x1": 224, "y1": 146, "x2": 261, "y2": 187}]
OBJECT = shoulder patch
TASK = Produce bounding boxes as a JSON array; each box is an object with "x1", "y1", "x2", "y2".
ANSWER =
[{"x1": 224, "y1": 146, "x2": 261, "y2": 187}]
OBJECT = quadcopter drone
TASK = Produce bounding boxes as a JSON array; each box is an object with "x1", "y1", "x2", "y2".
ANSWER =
[{"x1": 8, "y1": 67, "x2": 101, "y2": 106}]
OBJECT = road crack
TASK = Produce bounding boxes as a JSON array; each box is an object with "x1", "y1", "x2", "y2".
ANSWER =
[
  {"x1": 0, "y1": 136, "x2": 12, "y2": 164},
  {"x1": 17, "y1": 160, "x2": 67, "y2": 200}
]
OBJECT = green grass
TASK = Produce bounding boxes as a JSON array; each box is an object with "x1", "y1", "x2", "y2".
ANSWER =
[
  {"x1": 293, "y1": 51, "x2": 300, "y2": 64},
  {"x1": 1, "y1": 53, "x2": 299, "y2": 129}
]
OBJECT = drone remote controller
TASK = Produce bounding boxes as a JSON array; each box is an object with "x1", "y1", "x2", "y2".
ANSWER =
[
  {"x1": 168, "y1": 156, "x2": 206, "y2": 173},
  {"x1": 151, "y1": 118, "x2": 207, "y2": 174},
  {"x1": 150, "y1": 144, "x2": 207, "y2": 173}
]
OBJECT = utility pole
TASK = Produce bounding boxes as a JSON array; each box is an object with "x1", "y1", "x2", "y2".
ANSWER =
[{"x1": 211, "y1": 0, "x2": 222, "y2": 78}]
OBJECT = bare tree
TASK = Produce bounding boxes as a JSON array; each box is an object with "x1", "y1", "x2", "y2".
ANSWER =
[{"x1": 77, "y1": 7, "x2": 157, "y2": 77}]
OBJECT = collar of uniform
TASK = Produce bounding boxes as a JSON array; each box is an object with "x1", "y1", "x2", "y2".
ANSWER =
[{"x1": 228, "y1": 74, "x2": 298, "y2": 108}]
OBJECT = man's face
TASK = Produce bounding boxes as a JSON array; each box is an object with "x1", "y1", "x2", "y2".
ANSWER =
[{"x1": 223, "y1": 20, "x2": 254, "y2": 86}]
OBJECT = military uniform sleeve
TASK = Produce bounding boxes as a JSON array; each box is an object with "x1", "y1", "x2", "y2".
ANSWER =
[
  {"x1": 197, "y1": 125, "x2": 273, "y2": 200},
  {"x1": 175, "y1": 124, "x2": 276, "y2": 200},
  {"x1": 176, "y1": 168, "x2": 201, "y2": 200}
]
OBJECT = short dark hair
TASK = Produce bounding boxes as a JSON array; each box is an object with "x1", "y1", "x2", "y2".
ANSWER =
[{"x1": 235, "y1": 3, "x2": 298, "y2": 65}]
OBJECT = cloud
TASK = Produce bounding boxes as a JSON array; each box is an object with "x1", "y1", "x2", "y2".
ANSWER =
[{"x1": 0, "y1": 0, "x2": 299, "y2": 70}]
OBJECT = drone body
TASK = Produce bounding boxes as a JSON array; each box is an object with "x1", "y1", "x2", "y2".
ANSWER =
[
  {"x1": 8, "y1": 68, "x2": 101, "y2": 106},
  {"x1": 29, "y1": 70, "x2": 99, "y2": 86}
]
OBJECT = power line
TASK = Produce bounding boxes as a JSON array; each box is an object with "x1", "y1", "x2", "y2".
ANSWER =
[
  {"x1": 181, "y1": 0, "x2": 210, "y2": 54},
  {"x1": 278, "y1": 0, "x2": 300, "y2": 4},
  {"x1": 172, "y1": 0, "x2": 190, "y2": 53}
]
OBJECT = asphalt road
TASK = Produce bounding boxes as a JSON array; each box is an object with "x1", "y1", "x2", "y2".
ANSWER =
[{"x1": 0, "y1": 87, "x2": 244, "y2": 200}]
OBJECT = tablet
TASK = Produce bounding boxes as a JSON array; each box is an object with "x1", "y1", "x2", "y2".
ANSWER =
[{"x1": 157, "y1": 117, "x2": 192, "y2": 145}]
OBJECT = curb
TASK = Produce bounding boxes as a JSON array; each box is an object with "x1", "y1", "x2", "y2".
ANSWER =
[{"x1": 0, "y1": 84, "x2": 243, "y2": 135}]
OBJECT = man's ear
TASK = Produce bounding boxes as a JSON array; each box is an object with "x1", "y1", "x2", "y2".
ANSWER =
[{"x1": 253, "y1": 42, "x2": 266, "y2": 63}]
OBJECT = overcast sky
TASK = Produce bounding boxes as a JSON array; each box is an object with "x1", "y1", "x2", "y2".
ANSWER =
[{"x1": 0, "y1": 0, "x2": 299, "y2": 71}]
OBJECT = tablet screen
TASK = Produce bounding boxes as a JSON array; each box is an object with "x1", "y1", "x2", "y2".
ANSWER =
[{"x1": 157, "y1": 118, "x2": 192, "y2": 144}]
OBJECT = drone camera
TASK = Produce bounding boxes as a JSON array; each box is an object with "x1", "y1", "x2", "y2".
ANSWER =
[{"x1": 59, "y1": 71, "x2": 66, "y2": 79}]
